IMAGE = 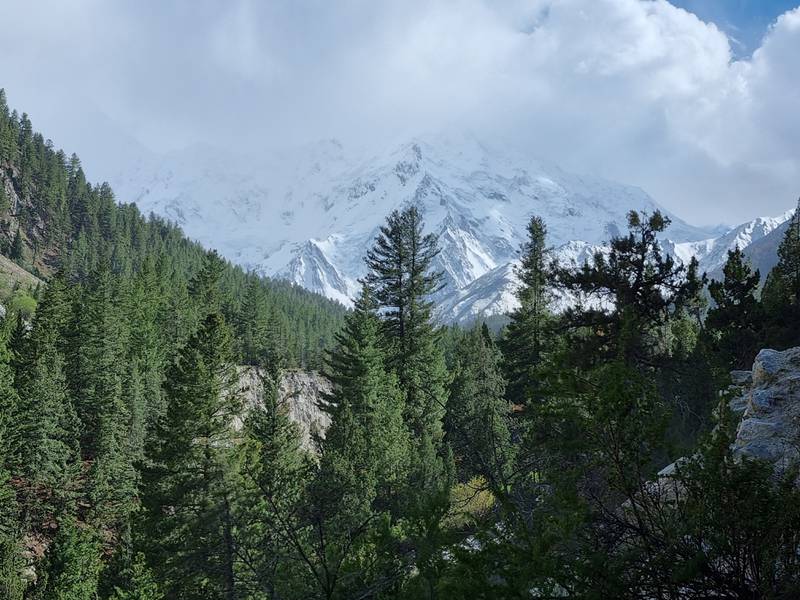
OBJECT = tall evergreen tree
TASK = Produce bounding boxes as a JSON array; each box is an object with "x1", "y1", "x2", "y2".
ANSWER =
[
  {"x1": 305, "y1": 285, "x2": 410, "y2": 596},
  {"x1": 68, "y1": 266, "x2": 138, "y2": 528},
  {"x1": 554, "y1": 210, "x2": 697, "y2": 370},
  {"x1": 11, "y1": 276, "x2": 81, "y2": 522},
  {"x1": 108, "y1": 552, "x2": 162, "y2": 600},
  {"x1": 236, "y1": 276, "x2": 271, "y2": 365},
  {"x1": 234, "y1": 365, "x2": 311, "y2": 600},
  {"x1": 9, "y1": 228, "x2": 24, "y2": 262},
  {"x1": 0, "y1": 327, "x2": 23, "y2": 600},
  {"x1": 143, "y1": 311, "x2": 241, "y2": 600},
  {"x1": 446, "y1": 325, "x2": 514, "y2": 487},
  {"x1": 35, "y1": 518, "x2": 103, "y2": 600},
  {"x1": 363, "y1": 205, "x2": 452, "y2": 596},
  {"x1": 501, "y1": 215, "x2": 552, "y2": 405},
  {"x1": 706, "y1": 247, "x2": 763, "y2": 369}
]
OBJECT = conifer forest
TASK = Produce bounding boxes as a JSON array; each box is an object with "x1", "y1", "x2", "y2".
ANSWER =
[{"x1": 2, "y1": 77, "x2": 800, "y2": 599}]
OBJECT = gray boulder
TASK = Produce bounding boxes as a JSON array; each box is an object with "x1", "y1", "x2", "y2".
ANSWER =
[{"x1": 732, "y1": 347, "x2": 800, "y2": 470}]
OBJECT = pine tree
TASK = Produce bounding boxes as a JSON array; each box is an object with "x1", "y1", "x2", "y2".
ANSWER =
[
  {"x1": 554, "y1": 210, "x2": 697, "y2": 369},
  {"x1": 11, "y1": 276, "x2": 81, "y2": 521},
  {"x1": 9, "y1": 228, "x2": 23, "y2": 262},
  {"x1": 706, "y1": 247, "x2": 763, "y2": 369},
  {"x1": 301, "y1": 285, "x2": 410, "y2": 597},
  {"x1": 501, "y1": 215, "x2": 552, "y2": 404},
  {"x1": 68, "y1": 266, "x2": 138, "y2": 528},
  {"x1": 446, "y1": 325, "x2": 514, "y2": 487},
  {"x1": 0, "y1": 179, "x2": 9, "y2": 213},
  {"x1": 234, "y1": 366, "x2": 312, "y2": 599},
  {"x1": 236, "y1": 276, "x2": 271, "y2": 365},
  {"x1": 0, "y1": 329, "x2": 23, "y2": 600},
  {"x1": 0, "y1": 538, "x2": 24, "y2": 600},
  {"x1": 322, "y1": 285, "x2": 409, "y2": 505},
  {"x1": 188, "y1": 250, "x2": 227, "y2": 320},
  {"x1": 37, "y1": 518, "x2": 103, "y2": 600},
  {"x1": 143, "y1": 311, "x2": 241, "y2": 600},
  {"x1": 108, "y1": 552, "x2": 162, "y2": 600},
  {"x1": 363, "y1": 206, "x2": 452, "y2": 596},
  {"x1": 775, "y1": 199, "x2": 800, "y2": 304}
]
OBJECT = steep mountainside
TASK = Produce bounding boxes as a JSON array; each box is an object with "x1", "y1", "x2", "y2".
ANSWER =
[
  {"x1": 668, "y1": 210, "x2": 794, "y2": 276},
  {"x1": 110, "y1": 134, "x2": 715, "y2": 322},
  {"x1": 0, "y1": 91, "x2": 346, "y2": 365}
]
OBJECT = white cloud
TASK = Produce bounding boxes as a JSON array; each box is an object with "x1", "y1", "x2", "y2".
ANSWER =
[{"x1": 0, "y1": 0, "x2": 798, "y2": 224}]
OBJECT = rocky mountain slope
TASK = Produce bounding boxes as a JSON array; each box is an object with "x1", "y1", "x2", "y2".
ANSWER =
[
  {"x1": 110, "y1": 135, "x2": 716, "y2": 323},
  {"x1": 109, "y1": 135, "x2": 796, "y2": 323},
  {"x1": 668, "y1": 210, "x2": 794, "y2": 278}
]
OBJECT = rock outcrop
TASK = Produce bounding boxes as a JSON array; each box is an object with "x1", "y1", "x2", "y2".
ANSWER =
[
  {"x1": 235, "y1": 367, "x2": 332, "y2": 452},
  {"x1": 729, "y1": 347, "x2": 800, "y2": 471},
  {"x1": 656, "y1": 346, "x2": 800, "y2": 486}
]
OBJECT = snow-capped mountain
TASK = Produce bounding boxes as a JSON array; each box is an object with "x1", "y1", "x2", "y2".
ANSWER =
[
  {"x1": 666, "y1": 210, "x2": 795, "y2": 275},
  {"x1": 110, "y1": 134, "x2": 720, "y2": 323}
]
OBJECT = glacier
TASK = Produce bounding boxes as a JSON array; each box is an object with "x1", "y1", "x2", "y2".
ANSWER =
[{"x1": 109, "y1": 134, "x2": 791, "y2": 324}]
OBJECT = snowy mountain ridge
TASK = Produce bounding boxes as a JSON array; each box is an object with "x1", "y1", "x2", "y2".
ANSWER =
[{"x1": 110, "y1": 134, "x2": 774, "y2": 324}]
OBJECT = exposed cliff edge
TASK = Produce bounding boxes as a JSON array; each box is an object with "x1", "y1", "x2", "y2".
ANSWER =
[
  {"x1": 658, "y1": 346, "x2": 800, "y2": 487},
  {"x1": 729, "y1": 347, "x2": 800, "y2": 472},
  {"x1": 235, "y1": 367, "x2": 332, "y2": 452}
]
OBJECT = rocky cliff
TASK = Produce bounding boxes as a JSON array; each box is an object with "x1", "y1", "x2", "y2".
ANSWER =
[
  {"x1": 235, "y1": 367, "x2": 332, "y2": 452},
  {"x1": 657, "y1": 346, "x2": 800, "y2": 488},
  {"x1": 728, "y1": 347, "x2": 800, "y2": 473}
]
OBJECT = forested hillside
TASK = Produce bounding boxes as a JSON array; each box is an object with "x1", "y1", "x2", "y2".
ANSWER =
[
  {"x1": 0, "y1": 89, "x2": 346, "y2": 368},
  {"x1": 2, "y1": 88, "x2": 800, "y2": 599}
]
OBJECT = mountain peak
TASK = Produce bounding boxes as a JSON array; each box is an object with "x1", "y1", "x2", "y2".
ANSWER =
[{"x1": 111, "y1": 133, "x2": 718, "y2": 320}]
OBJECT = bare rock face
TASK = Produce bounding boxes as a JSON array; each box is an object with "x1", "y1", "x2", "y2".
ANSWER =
[
  {"x1": 235, "y1": 367, "x2": 332, "y2": 452},
  {"x1": 731, "y1": 347, "x2": 800, "y2": 470},
  {"x1": 656, "y1": 347, "x2": 800, "y2": 487}
]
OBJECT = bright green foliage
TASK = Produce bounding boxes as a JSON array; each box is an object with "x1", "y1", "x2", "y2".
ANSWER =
[
  {"x1": 304, "y1": 285, "x2": 410, "y2": 597},
  {"x1": 108, "y1": 552, "x2": 162, "y2": 600},
  {"x1": 234, "y1": 366, "x2": 312, "y2": 599},
  {"x1": 143, "y1": 310, "x2": 241, "y2": 599},
  {"x1": 37, "y1": 519, "x2": 103, "y2": 600},
  {"x1": 707, "y1": 247, "x2": 763, "y2": 369},
  {"x1": 7, "y1": 289, "x2": 36, "y2": 319},
  {"x1": 446, "y1": 325, "x2": 514, "y2": 487},
  {"x1": 501, "y1": 215, "x2": 552, "y2": 404},
  {"x1": 364, "y1": 205, "x2": 453, "y2": 596}
]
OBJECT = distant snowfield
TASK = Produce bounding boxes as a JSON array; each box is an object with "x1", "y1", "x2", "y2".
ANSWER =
[{"x1": 109, "y1": 134, "x2": 792, "y2": 324}]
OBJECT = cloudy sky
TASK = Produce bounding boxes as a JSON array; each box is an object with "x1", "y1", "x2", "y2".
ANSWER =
[{"x1": 1, "y1": 0, "x2": 798, "y2": 225}]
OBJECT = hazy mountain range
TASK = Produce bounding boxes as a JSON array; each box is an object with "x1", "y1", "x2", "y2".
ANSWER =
[{"x1": 109, "y1": 134, "x2": 794, "y2": 323}]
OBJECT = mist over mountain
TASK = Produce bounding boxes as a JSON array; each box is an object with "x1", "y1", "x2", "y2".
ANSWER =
[
  {"x1": 109, "y1": 133, "x2": 796, "y2": 323},
  {"x1": 111, "y1": 134, "x2": 742, "y2": 321}
]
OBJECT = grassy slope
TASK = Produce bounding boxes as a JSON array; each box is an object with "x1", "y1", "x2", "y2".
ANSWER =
[{"x1": 0, "y1": 253, "x2": 42, "y2": 299}]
